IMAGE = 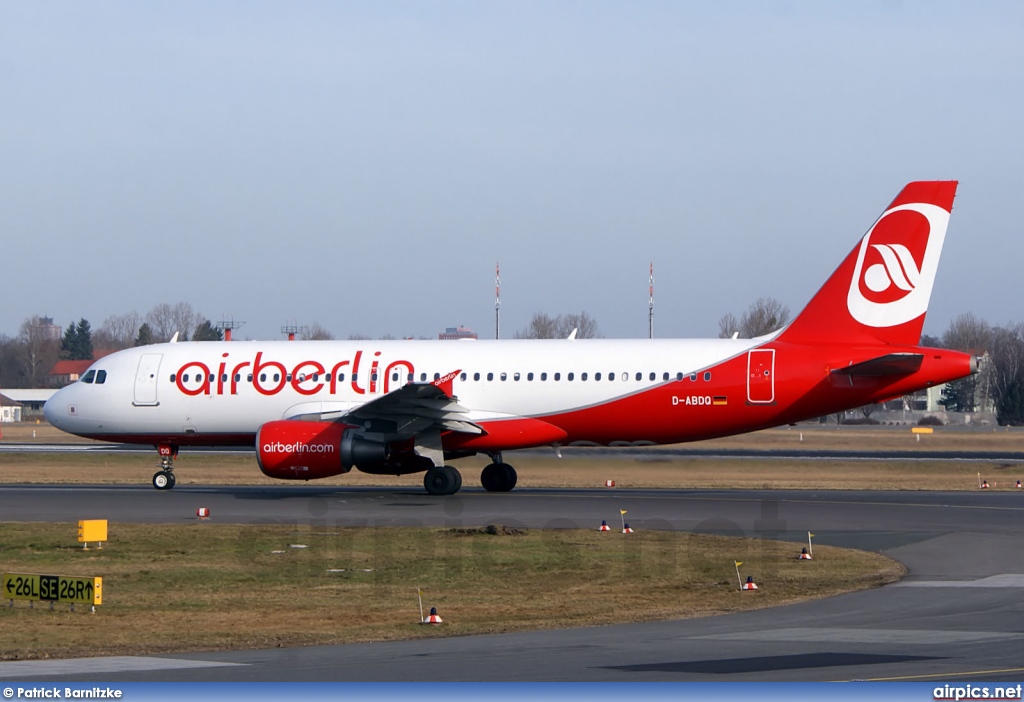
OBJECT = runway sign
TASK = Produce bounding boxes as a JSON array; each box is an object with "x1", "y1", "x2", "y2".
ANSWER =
[{"x1": 3, "y1": 573, "x2": 103, "y2": 605}]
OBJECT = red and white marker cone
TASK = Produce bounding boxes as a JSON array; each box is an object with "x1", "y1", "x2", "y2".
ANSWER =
[
  {"x1": 622, "y1": 523, "x2": 634, "y2": 534},
  {"x1": 425, "y1": 607, "x2": 443, "y2": 624},
  {"x1": 196, "y1": 507, "x2": 210, "y2": 519},
  {"x1": 798, "y1": 548, "x2": 812, "y2": 560},
  {"x1": 742, "y1": 576, "x2": 758, "y2": 590},
  {"x1": 981, "y1": 480, "x2": 989, "y2": 489},
  {"x1": 599, "y1": 520, "x2": 611, "y2": 532},
  {"x1": 604, "y1": 479, "x2": 615, "y2": 488},
  {"x1": 1017, "y1": 480, "x2": 1022, "y2": 489}
]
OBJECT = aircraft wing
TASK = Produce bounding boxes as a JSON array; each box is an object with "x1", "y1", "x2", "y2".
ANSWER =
[
  {"x1": 830, "y1": 353, "x2": 924, "y2": 378},
  {"x1": 341, "y1": 370, "x2": 483, "y2": 440}
]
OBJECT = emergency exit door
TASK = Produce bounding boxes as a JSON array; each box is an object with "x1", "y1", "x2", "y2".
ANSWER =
[{"x1": 747, "y1": 349, "x2": 775, "y2": 404}]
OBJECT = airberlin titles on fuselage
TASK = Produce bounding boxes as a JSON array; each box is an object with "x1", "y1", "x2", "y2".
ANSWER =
[{"x1": 174, "y1": 350, "x2": 414, "y2": 397}]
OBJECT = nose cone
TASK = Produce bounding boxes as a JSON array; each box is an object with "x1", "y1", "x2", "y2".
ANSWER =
[{"x1": 44, "y1": 386, "x2": 72, "y2": 430}]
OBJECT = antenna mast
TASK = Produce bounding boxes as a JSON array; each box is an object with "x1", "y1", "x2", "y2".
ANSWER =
[
  {"x1": 648, "y1": 262, "x2": 654, "y2": 340},
  {"x1": 495, "y1": 262, "x2": 501, "y2": 340},
  {"x1": 216, "y1": 317, "x2": 245, "y2": 342}
]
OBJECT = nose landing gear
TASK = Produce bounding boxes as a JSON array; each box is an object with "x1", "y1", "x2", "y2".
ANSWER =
[{"x1": 153, "y1": 444, "x2": 178, "y2": 490}]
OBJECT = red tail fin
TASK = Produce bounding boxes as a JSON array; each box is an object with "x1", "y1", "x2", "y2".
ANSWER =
[{"x1": 778, "y1": 181, "x2": 958, "y2": 345}]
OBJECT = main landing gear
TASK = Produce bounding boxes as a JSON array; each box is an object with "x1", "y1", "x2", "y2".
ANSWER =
[
  {"x1": 152, "y1": 444, "x2": 178, "y2": 490},
  {"x1": 480, "y1": 456, "x2": 517, "y2": 493},
  {"x1": 423, "y1": 465, "x2": 462, "y2": 496}
]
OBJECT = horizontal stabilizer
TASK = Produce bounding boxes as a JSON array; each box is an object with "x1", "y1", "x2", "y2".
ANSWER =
[{"x1": 831, "y1": 353, "x2": 924, "y2": 378}]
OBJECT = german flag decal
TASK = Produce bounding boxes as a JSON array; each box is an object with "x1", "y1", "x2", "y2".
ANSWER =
[{"x1": 712, "y1": 396, "x2": 728, "y2": 406}]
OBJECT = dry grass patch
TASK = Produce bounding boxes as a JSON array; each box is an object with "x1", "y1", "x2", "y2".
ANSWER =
[{"x1": 0, "y1": 522, "x2": 901, "y2": 660}]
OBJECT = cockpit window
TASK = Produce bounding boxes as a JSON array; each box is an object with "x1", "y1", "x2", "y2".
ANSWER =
[
  {"x1": 81, "y1": 370, "x2": 96, "y2": 384},
  {"x1": 95, "y1": 370, "x2": 107, "y2": 384}
]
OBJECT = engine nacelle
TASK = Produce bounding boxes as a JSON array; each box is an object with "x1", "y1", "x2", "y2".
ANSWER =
[{"x1": 256, "y1": 420, "x2": 352, "y2": 480}]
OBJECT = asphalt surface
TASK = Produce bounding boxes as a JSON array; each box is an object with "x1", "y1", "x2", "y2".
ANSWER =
[{"x1": 1, "y1": 483, "x2": 1023, "y2": 681}]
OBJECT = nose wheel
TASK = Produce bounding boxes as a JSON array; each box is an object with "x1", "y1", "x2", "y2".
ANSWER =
[
  {"x1": 153, "y1": 444, "x2": 178, "y2": 490},
  {"x1": 153, "y1": 470, "x2": 176, "y2": 490}
]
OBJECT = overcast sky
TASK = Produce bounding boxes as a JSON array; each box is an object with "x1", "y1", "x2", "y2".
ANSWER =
[{"x1": 3, "y1": 2, "x2": 1022, "y2": 341}]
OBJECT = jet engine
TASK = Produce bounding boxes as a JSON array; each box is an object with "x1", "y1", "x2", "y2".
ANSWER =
[{"x1": 256, "y1": 420, "x2": 352, "y2": 480}]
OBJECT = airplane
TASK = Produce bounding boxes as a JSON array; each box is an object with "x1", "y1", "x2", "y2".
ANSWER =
[{"x1": 44, "y1": 181, "x2": 975, "y2": 494}]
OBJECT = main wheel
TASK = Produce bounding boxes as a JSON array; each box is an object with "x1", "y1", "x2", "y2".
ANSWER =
[
  {"x1": 481, "y1": 462, "x2": 517, "y2": 492},
  {"x1": 424, "y1": 466, "x2": 460, "y2": 496},
  {"x1": 153, "y1": 471, "x2": 172, "y2": 490}
]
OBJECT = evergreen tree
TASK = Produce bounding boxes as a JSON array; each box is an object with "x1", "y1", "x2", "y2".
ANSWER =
[
  {"x1": 134, "y1": 323, "x2": 154, "y2": 347},
  {"x1": 75, "y1": 318, "x2": 93, "y2": 360},
  {"x1": 60, "y1": 322, "x2": 77, "y2": 360},
  {"x1": 192, "y1": 319, "x2": 223, "y2": 341}
]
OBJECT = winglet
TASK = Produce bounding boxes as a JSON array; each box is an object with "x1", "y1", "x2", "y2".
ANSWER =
[{"x1": 433, "y1": 369, "x2": 461, "y2": 398}]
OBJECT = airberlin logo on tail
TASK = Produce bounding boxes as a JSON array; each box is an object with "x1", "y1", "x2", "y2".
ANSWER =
[{"x1": 847, "y1": 202, "x2": 950, "y2": 328}]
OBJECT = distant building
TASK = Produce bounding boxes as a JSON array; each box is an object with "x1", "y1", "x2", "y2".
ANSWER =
[
  {"x1": 0, "y1": 389, "x2": 56, "y2": 419},
  {"x1": 36, "y1": 316, "x2": 63, "y2": 341},
  {"x1": 48, "y1": 349, "x2": 115, "y2": 387},
  {"x1": 438, "y1": 326, "x2": 478, "y2": 341},
  {"x1": 0, "y1": 393, "x2": 23, "y2": 422}
]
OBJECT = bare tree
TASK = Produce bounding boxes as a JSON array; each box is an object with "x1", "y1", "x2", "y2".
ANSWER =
[
  {"x1": 515, "y1": 312, "x2": 599, "y2": 339},
  {"x1": 347, "y1": 333, "x2": 372, "y2": 341},
  {"x1": 94, "y1": 311, "x2": 142, "y2": 350},
  {"x1": 514, "y1": 313, "x2": 559, "y2": 339},
  {"x1": 147, "y1": 303, "x2": 203, "y2": 342},
  {"x1": 941, "y1": 312, "x2": 992, "y2": 352},
  {"x1": 559, "y1": 311, "x2": 600, "y2": 339},
  {"x1": 717, "y1": 313, "x2": 740, "y2": 339},
  {"x1": 718, "y1": 298, "x2": 790, "y2": 338},
  {"x1": 301, "y1": 323, "x2": 335, "y2": 341},
  {"x1": 18, "y1": 316, "x2": 61, "y2": 388}
]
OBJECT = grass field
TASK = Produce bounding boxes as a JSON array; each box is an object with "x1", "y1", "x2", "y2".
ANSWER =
[{"x1": 0, "y1": 523, "x2": 902, "y2": 661}]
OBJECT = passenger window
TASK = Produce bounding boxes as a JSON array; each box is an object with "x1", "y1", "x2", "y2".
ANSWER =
[
  {"x1": 474, "y1": 372, "x2": 480, "y2": 381},
  {"x1": 170, "y1": 374, "x2": 176, "y2": 383},
  {"x1": 514, "y1": 372, "x2": 521, "y2": 381},
  {"x1": 434, "y1": 373, "x2": 441, "y2": 381},
  {"x1": 663, "y1": 372, "x2": 669, "y2": 381},
  {"x1": 500, "y1": 372, "x2": 507, "y2": 381},
  {"x1": 338, "y1": 373, "x2": 345, "y2": 382},
  {"x1": 325, "y1": 374, "x2": 331, "y2": 382},
  {"x1": 420, "y1": 373, "x2": 427, "y2": 381},
  {"x1": 460, "y1": 372, "x2": 467, "y2": 381},
  {"x1": 273, "y1": 374, "x2": 280, "y2": 382},
  {"x1": 568, "y1": 372, "x2": 574, "y2": 381},
  {"x1": 635, "y1": 372, "x2": 642, "y2": 381},
  {"x1": 582, "y1": 372, "x2": 588, "y2": 381},
  {"x1": 407, "y1": 373, "x2": 413, "y2": 381},
  {"x1": 554, "y1": 372, "x2": 561, "y2": 381},
  {"x1": 677, "y1": 372, "x2": 684, "y2": 381},
  {"x1": 649, "y1": 372, "x2": 655, "y2": 381},
  {"x1": 222, "y1": 374, "x2": 228, "y2": 382},
  {"x1": 593, "y1": 372, "x2": 599, "y2": 381},
  {"x1": 527, "y1": 372, "x2": 534, "y2": 381},
  {"x1": 183, "y1": 374, "x2": 191, "y2": 382},
  {"x1": 312, "y1": 374, "x2": 319, "y2": 382},
  {"x1": 287, "y1": 374, "x2": 293, "y2": 382},
  {"x1": 394, "y1": 373, "x2": 401, "y2": 382},
  {"x1": 609, "y1": 372, "x2": 615, "y2": 381},
  {"x1": 487, "y1": 372, "x2": 494, "y2": 381},
  {"x1": 541, "y1": 372, "x2": 547, "y2": 381},
  {"x1": 259, "y1": 373, "x2": 266, "y2": 382},
  {"x1": 96, "y1": 370, "x2": 107, "y2": 384},
  {"x1": 352, "y1": 373, "x2": 358, "y2": 382},
  {"x1": 704, "y1": 371, "x2": 712, "y2": 381},
  {"x1": 690, "y1": 373, "x2": 698, "y2": 381},
  {"x1": 371, "y1": 373, "x2": 378, "y2": 382},
  {"x1": 234, "y1": 374, "x2": 241, "y2": 382}
]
